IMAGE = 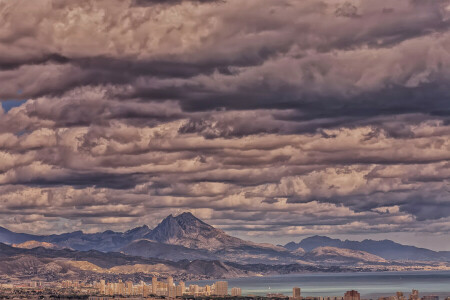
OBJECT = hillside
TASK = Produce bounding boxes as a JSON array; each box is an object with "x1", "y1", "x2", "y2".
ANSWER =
[
  {"x1": 12, "y1": 241, "x2": 61, "y2": 250},
  {"x1": 302, "y1": 247, "x2": 387, "y2": 265}
]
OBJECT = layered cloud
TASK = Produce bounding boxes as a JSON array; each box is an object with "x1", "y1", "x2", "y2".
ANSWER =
[{"x1": 1, "y1": 0, "x2": 450, "y2": 249}]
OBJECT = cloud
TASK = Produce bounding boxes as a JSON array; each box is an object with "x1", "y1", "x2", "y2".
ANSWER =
[{"x1": 0, "y1": 0, "x2": 450, "y2": 249}]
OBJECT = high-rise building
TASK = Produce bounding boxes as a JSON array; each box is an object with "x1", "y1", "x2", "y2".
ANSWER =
[
  {"x1": 179, "y1": 281, "x2": 185, "y2": 295},
  {"x1": 168, "y1": 286, "x2": 177, "y2": 298},
  {"x1": 125, "y1": 281, "x2": 133, "y2": 295},
  {"x1": 117, "y1": 280, "x2": 125, "y2": 295},
  {"x1": 344, "y1": 290, "x2": 361, "y2": 300},
  {"x1": 231, "y1": 287, "x2": 242, "y2": 297},
  {"x1": 176, "y1": 285, "x2": 184, "y2": 297},
  {"x1": 214, "y1": 281, "x2": 229, "y2": 296},
  {"x1": 293, "y1": 287, "x2": 301, "y2": 299},
  {"x1": 152, "y1": 277, "x2": 157, "y2": 295},
  {"x1": 167, "y1": 276, "x2": 174, "y2": 287},
  {"x1": 99, "y1": 280, "x2": 106, "y2": 295}
]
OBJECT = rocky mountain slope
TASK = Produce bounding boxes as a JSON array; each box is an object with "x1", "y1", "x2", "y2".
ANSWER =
[
  {"x1": 120, "y1": 239, "x2": 216, "y2": 261},
  {"x1": 302, "y1": 247, "x2": 387, "y2": 265}
]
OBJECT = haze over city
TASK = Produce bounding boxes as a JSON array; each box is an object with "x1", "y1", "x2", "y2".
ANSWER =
[{"x1": 1, "y1": 0, "x2": 450, "y2": 253}]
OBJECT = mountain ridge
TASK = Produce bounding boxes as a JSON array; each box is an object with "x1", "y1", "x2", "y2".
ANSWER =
[
  {"x1": 284, "y1": 235, "x2": 450, "y2": 261},
  {"x1": 1, "y1": 213, "x2": 450, "y2": 263}
]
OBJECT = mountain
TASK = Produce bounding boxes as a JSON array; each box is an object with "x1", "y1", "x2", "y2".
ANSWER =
[
  {"x1": 0, "y1": 242, "x2": 343, "y2": 281},
  {"x1": 0, "y1": 226, "x2": 41, "y2": 245},
  {"x1": 40, "y1": 225, "x2": 152, "y2": 252},
  {"x1": 0, "y1": 225, "x2": 152, "y2": 252},
  {"x1": 285, "y1": 235, "x2": 450, "y2": 261},
  {"x1": 144, "y1": 212, "x2": 249, "y2": 251},
  {"x1": 302, "y1": 247, "x2": 387, "y2": 265},
  {"x1": 0, "y1": 213, "x2": 302, "y2": 264},
  {"x1": 120, "y1": 239, "x2": 217, "y2": 261},
  {"x1": 2, "y1": 213, "x2": 450, "y2": 266},
  {"x1": 139, "y1": 212, "x2": 301, "y2": 264}
]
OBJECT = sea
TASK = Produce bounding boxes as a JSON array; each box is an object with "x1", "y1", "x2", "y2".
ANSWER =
[{"x1": 186, "y1": 271, "x2": 450, "y2": 299}]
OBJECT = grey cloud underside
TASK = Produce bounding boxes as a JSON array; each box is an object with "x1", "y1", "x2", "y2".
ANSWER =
[{"x1": 0, "y1": 0, "x2": 450, "y2": 248}]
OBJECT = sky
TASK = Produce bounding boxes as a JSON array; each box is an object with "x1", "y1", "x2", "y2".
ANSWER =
[{"x1": 1, "y1": 0, "x2": 450, "y2": 251}]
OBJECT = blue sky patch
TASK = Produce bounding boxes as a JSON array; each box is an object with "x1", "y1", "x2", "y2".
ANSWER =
[{"x1": 1, "y1": 99, "x2": 27, "y2": 113}]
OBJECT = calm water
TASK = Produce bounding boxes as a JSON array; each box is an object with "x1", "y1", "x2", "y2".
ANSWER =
[{"x1": 186, "y1": 271, "x2": 450, "y2": 298}]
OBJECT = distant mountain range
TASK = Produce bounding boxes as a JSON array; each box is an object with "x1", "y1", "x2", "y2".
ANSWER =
[
  {"x1": 0, "y1": 213, "x2": 302, "y2": 264},
  {"x1": 284, "y1": 235, "x2": 450, "y2": 261},
  {"x1": 0, "y1": 241, "x2": 349, "y2": 282},
  {"x1": 0, "y1": 212, "x2": 449, "y2": 282}
]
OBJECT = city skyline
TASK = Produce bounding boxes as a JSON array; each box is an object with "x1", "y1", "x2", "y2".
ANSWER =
[
  {"x1": 1, "y1": 0, "x2": 450, "y2": 251},
  {"x1": 1, "y1": 277, "x2": 446, "y2": 300}
]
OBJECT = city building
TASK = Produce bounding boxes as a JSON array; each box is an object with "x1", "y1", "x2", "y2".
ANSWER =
[
  {"x1": 293, "y1": 287, "x2": 301, "y2": 299},
  {"x1": 167, "y1": 276, "x2": 174, "y2": 288},
  {"x1": 125, "y1": 281, "x2": 133, "y2": 295},
  {"x1": 176, "y1": 284, "x2": 184, "y2": 297},
  {"x1": 99, "y1": 280, "x2": 105, "y2": 295},
  {"x1": 152, "y1": 277, "x2": 157, "y2": 295},
  {"x1": 179, "y1": 281, "x2": 185, "y2": 294},
  {"x1": 344, "y1": 290, "x2": 361, "y2": 300},
  {"x1": 168, "y1": 286, "x2": 177, "y2": 298},
  {"x1": 231, "y1": 287, "x2": 242, "y2": 297},
  {"x1": 214, "y1": 281, "x2": 229, "y2": 296}
]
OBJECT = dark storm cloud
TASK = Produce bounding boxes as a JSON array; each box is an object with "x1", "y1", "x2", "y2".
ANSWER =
[
  {"x1": 0, "y1": 53, "x2": 69, "y2": 71},
  {"x1": 0, "y1": 0, "x2": 450, "y2": 248}
]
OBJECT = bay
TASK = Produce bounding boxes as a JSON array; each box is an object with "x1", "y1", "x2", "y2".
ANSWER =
[{"x1": 186, "y1": 271, "x2": 450, "y2": 299}]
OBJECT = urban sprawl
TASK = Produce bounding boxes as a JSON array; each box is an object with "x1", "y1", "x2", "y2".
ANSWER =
[{"x1": 0, "y1": 277, "x2": 448, "y2": 300}]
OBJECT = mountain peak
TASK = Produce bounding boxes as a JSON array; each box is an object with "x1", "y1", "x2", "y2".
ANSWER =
[
  {"x1": 174, "y1": 212, "x2": 210, "y2": 228},
  {"x1": 144, "y1": 212, "x2": 248, "y2": 251},
  {"x1": 146, "y1": 212, "x2": 215, "y2": 244},
  {"x1": 176, "y1": 211, "x2": 196, "y2": 220}
]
